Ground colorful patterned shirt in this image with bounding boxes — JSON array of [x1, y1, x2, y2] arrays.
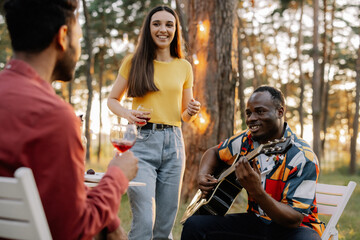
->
[[217, 123, 325, 236]]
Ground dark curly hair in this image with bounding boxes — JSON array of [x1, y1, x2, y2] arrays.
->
[[253, 85, 285, 110], [4, 0, 78, 53]]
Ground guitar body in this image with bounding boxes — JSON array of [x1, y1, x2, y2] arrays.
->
[[180, 155, 243, 224], [195, 171, 243, 216], [181, 137, 293, 224]]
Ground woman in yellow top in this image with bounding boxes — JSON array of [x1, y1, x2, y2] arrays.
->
[[107, 5, 200, 240]]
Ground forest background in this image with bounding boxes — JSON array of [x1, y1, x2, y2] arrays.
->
[[0, 0, 359, 208], [1, 0, 359, 239]]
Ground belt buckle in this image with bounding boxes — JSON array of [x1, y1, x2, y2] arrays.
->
[[156, 124, 164, 130]]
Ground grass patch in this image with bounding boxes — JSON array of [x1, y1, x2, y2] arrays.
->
[[318, 170, 360, 240], [86, 159, 359, 240]]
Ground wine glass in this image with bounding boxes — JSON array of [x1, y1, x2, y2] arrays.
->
[[136, 105, 153, 138], [110, 124, 137, 154]]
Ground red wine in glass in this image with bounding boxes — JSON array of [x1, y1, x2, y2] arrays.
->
[[110, 124, 137, 154], [111, 140, 135, 153], [136, 116, 151, 125], [136, 105, 153, 139]]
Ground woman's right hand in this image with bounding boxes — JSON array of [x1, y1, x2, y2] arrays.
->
[[125, 109, 147, 126]]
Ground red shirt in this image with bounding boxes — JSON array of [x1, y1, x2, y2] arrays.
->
[[0, 59, 128, 240]]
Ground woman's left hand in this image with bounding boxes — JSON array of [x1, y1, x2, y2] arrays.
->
[[187, 99, 201, 116]]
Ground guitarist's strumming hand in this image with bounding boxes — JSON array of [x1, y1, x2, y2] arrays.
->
[[198, 173, 218, 198], [234, 156, 263, 198]]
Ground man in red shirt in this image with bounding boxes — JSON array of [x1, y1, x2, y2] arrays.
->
[[0, 0, 138, 239]]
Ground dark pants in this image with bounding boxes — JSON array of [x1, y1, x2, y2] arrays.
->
[[181, 213, 321, 240]]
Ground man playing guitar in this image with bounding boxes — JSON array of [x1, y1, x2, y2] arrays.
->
[[181, 86, 324, 240]]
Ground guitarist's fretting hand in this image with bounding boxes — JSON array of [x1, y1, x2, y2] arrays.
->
[[234, 156, 262, 197], [198, 173, 218, 198]]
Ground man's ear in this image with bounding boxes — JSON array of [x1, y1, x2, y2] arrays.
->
[[56, 25, 68, 51], [277, 106, 284, 118]]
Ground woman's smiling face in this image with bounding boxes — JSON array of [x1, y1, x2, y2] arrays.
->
[[150, 10, 176, 50]]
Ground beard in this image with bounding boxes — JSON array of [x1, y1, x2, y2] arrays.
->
[[251, 126, 280, 144], [252, 133, 271, 143], [52, 42, 77, 82]]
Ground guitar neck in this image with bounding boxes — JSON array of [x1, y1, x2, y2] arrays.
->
[[217, 149, 261, 180], [180, 138, 291, 223]]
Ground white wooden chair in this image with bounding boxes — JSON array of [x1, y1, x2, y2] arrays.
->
[[316, 181, 357, 240], [0, 167, 52, 240]]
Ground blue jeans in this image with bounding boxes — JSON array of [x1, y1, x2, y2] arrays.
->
[[128, 126, 185, 240], [181, 213, 322, 240]]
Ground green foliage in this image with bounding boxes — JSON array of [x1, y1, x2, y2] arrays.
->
[[0, 13, 12, 68], [84, 0, 164, 46], [318, 171, 360, 240], [0, 0, 359, 173], [114, 171, 360, 240], [66, 0, 165, 112], [115, 0, 164, 40]]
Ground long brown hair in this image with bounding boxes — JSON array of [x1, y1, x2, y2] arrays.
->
[[127, 5, 183, 98]]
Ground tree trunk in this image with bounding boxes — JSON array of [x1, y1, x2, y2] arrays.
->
[[181, 0, 237, 201], [312, 0, 322, 162], [175, 0, 189, 47], [96, 10, 107, 163], [270, 13, 283, 87], [320, 0, 328, 156], [238, 17, 260, 88], [68, 81, 73, 105], [237, 18, 246, 130], [82, 0, 94, 162], [320, 0, 327, 106], [350, 41, 360, 175], [283, 10, 296, 99], [97, 48, 104, 163], [321, 0, 335, 154], [296, 0, 305, 138]]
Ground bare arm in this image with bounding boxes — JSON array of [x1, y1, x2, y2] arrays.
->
[[197, 146, 228, 197], [181, 88, 201, 122], [235, 158, 304, 228], [107, 74, 145, 125]]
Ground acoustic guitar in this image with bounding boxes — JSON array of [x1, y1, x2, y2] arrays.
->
[[180, 137, 293, 224]]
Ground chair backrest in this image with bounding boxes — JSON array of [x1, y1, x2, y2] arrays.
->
[[0, 167, 52, 240], [316, 181, 356, 240]]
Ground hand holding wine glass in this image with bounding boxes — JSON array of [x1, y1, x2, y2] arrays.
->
[[136, 105, 153, 138], [108, 150, 138, 181], [136, 105, 153, 126], [110, 124, 137, 154]]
